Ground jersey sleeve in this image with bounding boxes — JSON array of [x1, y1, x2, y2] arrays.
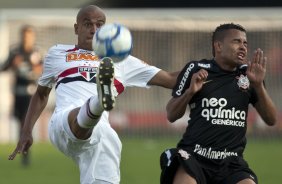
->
[[172, 61, 197, 97], [37, 46, 57, 88], [121, 56, 161, 88]]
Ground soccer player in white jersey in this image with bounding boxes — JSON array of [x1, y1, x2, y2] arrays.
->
[[8, 5, 178, 184]]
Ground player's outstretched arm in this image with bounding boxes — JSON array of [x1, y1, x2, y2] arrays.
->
[[147, 70, 179, 89], [8, 85, 51, 160], [247, 48, 277, 126]]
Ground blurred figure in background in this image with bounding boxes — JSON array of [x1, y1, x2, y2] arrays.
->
[[1, 25, 42, 166]]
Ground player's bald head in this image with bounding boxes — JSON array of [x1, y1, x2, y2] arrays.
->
[[76, 5, 106, 23]]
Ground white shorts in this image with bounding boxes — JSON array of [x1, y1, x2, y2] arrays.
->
[[48, 108, 122, 184]]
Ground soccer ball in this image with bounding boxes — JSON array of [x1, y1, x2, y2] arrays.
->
[[93, 23, 133, 62]]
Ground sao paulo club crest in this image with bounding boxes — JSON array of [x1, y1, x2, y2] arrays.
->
[[78, 67, 97, 81]]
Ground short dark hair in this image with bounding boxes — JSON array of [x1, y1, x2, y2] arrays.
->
[[212, 23, 246, 57], [21, 25, 34, 34]]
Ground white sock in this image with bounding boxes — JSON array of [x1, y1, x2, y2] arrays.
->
[[77, 97, 104, 128]]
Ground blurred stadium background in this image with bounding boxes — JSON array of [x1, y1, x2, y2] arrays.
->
[[1, 7, 282, 140], [0, 2, 282, 184]]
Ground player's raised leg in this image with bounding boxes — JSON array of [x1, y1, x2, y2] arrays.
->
[[67, 57, 115, 140], [96, 57, 115, 111]]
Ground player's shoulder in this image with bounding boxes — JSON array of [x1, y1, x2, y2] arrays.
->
[[116, 55, 145, 66], [122, 55, 139, 62], [182, 59, 208, 70], [48, 44, 76, 53], [9, 45, 19, 51], [8, 45, 22, 56], [194, 59, 213, 69], [186, 58, 219, 72]]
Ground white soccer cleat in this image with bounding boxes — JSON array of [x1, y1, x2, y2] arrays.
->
[[96, 57, 115, 111]]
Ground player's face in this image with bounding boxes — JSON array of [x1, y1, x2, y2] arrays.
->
[[75, 9, 105, 50], [218, 29, 248, 67]]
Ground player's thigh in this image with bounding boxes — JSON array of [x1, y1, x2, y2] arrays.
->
[[237, 178, 256, 184], [173, 165, 197, 184], [160, 148, 206, 184], [220, 157, 258, 184]]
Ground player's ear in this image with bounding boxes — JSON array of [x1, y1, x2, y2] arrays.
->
[[214, 41, 222, 53], [74, 23, 78, 35]]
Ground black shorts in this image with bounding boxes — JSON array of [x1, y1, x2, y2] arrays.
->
[[160, 148, 258, 184]]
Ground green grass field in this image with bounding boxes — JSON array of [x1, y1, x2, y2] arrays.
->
[[0, 137, 281, 184]]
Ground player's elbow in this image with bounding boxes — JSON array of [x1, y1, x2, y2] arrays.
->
[[167, 113, 178, 123], [265, 120, 276, 126], [166, 107, 176, 123], [167, 116, 175, 123], [265, 116, 277, 126], [263, 111, 278, 126], [166, 98, 184, 123], [256, 103, 278, 126]]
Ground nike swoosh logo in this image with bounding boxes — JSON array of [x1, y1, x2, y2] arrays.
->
[[203, 80, 212, 84]]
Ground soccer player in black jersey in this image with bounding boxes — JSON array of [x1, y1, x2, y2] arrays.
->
[[160, 23, 277, 184]]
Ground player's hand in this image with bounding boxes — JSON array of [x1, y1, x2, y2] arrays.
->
[[12, 55, 24, 68], [246, 48, 266, 87], [189, 69, 208, 94], [8, 132, 33, 160]]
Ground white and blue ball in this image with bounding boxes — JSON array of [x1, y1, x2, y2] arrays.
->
[[93, 23, 133, 62]]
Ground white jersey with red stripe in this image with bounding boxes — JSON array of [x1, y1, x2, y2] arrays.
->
[[38, 44, 160, 111], [38, 44, 160, 184]]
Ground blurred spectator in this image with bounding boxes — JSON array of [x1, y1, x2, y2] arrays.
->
[[0, 25, 42, 166]]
